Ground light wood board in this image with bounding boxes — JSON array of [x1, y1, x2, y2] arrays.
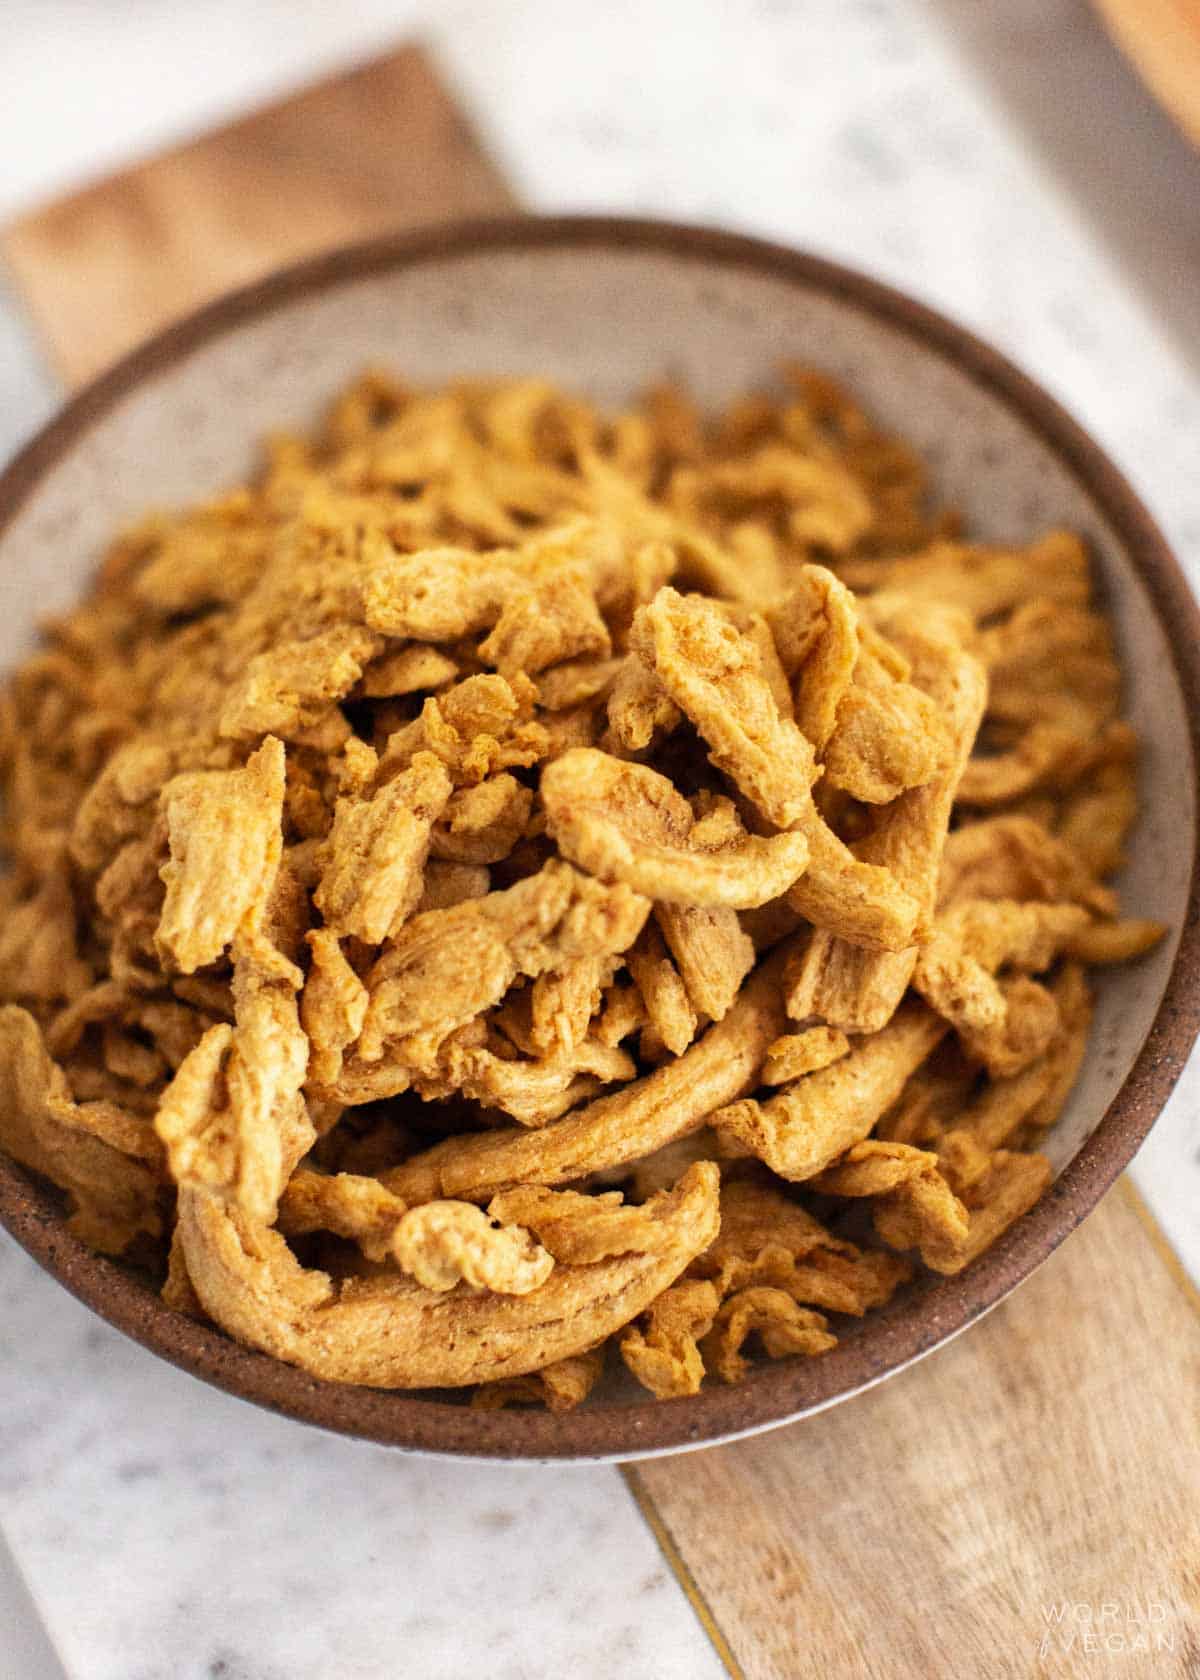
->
[[0, 44, 515, 387], [1091, 0, 1200, 149], [629, 1181, 1200, 1679], [3, 42, 1197, 1680]]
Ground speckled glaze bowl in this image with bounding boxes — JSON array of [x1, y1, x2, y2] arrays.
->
[[1, 218, 1197, 1461]]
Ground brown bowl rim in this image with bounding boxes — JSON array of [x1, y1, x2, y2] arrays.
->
[[1, 214, 1198, 1461]]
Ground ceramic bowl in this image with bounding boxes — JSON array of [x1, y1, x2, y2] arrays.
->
[[1, 217, 1197, 1460]]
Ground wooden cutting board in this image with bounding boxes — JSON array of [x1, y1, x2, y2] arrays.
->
[[1, 46, 516, 386], [3, 44, 1198, 1680], [1091, 0, 1200, 149]]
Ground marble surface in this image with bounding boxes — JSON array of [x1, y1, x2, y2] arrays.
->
[[0, 1238, 722, 1680], [1, 2, 1199, 1676]]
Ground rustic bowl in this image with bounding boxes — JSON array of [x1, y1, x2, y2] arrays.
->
[[0, 217, 1197, 1461]]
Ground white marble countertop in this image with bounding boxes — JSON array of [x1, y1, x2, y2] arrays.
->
[[1, 2, 1198, 1675]]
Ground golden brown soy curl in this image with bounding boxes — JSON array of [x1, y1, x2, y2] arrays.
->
[[384, 953, 790, 1205], [178, 1161, 719, 1387], [713, 998, 948, 1182], [541, 747, 810, 908]]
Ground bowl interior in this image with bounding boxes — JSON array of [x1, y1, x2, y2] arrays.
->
[[0, 225, 1193, 1458]]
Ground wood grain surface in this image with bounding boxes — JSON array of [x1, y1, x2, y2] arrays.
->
[[3, 42, 1197, 1680], [1091, 0, 1200, 148], [0, 44, 515, 386], [631, 1180, 1200, 1679]]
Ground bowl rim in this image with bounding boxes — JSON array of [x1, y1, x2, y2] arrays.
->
[[1, 212, 1198, 1462]]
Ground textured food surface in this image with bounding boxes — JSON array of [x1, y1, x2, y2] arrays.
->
[[0, 367, 1161, 1404]]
